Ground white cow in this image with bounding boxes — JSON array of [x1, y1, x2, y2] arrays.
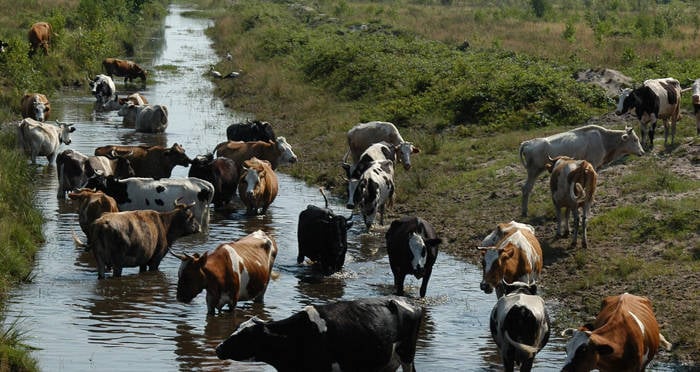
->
[[518, 125, 644, 217], [344, 121, 420, 170], [17, 118, 75, 164], [135, 104, 168, 133], [616, 77, 682, 149]]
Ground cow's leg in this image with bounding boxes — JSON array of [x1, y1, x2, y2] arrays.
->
[[562, 208, 571, 237], [570, 208, 580, 249], [393, 271, 406, 296], [521, 171, 539, 217], [140, 265, 147, 272], [649, 117, 657, 149], [205, 293, 216, 316], [554, 207, 562, 238], [582, 203, 590, 249], [112, 266, 123, 277], [503, 356, 515, 372], [419, 267, 433, 298], [520, 358, 535, 372], [95, 256, 106, 279]]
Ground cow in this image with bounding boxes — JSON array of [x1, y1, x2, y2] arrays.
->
[[56, 149, 89, 198], [214, 137, 298, 170], [238, 157, 278, 215], [102, 58, 147, 85], [20, 93, 50, 122], [82, 174, 215, 227], [226, 119, 276, 142], [386, 216, 442, 298], [297, 187, 353, 275], [188, 153, 239, 208], [101, 92, 149, 112], [117, 101, 141, 127], [85, 152, 135, 179], [342, 141, 397, 181], [489, 281, 550, 372], [17, 118, 75, 164], [689, 78, 700, 135], [134, 104, 168, 133], [67, 188, 119, 239], [616, 78, 682, 150], [89, 201, 200, 279], [93, 143, 191, 180], [88, 74, 117, 107], [562, 293, 672, 372], [28, 22, 51, 56], [344, 121, 420, 171], [518, 124, 644, 217], [477, 221, 542, 298], [346, 159, 395, 230], [215, 296, 423, 372], [173, 230, 277, 315], [546, 156, 597, 249]]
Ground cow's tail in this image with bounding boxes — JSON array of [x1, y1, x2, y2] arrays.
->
[[504, 330, 539, 359], [72, 230, 88, 250], [659, 333, 672, 351], [319, 187, 329, 208], [518, 142, 528, 168]]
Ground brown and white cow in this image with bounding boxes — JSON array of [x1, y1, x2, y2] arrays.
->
[[89, 202, 200, 279], [344, 121, 420, 171], [17, 118, 75, 164], [28, 22, 52, 56], [174, 230, 278, 315], [20, 93, 50, 122], [214, 137, 298, 170], [68, 188, 119, 239], [616, 77, 682, 150], [101, 92, 149, 112], [519, 125, 644, 217], [477, 221, 542, 298], [562, 293, 672, 372], [102, 58, 147, 85], [238, 157, 278, 215], [94, 143, 191, 179], [546, 156, 597, 249]]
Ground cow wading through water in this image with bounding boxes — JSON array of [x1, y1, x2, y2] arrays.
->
[[89, 201, 200, 279], [20, 93, 51, 122], [562, 293, 672, 372], [216, 296, 423, 372], [174, 230, 278, 315], [226, 119, 276, 142], [238, 157, 278, 215], [616, 77, 682, 150], [94, 143, 191, 180], [346, 159, 395, 230], [17, 118, 75, 164], [519, 124, 644, 217], [297, 188, 353, 275], [477, 221, 543, 299], [386, 216, 442, 298], [490, 281, 550, 372], [102, 58, 147, 85]]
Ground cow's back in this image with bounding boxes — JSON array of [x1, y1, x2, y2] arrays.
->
[[347, 121, 404, 162]]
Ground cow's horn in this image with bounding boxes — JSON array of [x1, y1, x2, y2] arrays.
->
[[169, 250, 188, 261], [560, 328, 577, 337], [476, 246, 494, 251]]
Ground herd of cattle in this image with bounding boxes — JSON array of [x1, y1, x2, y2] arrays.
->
[[11, 24, 694, 369]]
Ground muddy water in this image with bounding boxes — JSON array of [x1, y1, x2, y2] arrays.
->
[[4, 5, 677, 372]]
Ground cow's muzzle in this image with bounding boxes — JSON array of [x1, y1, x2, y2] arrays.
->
[[346, 203, 354, 210], [480, 281, 493, 294]]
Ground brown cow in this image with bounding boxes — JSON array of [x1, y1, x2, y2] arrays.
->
[[28, 22, 52, 56], [562, 293, 672, 372], [174, 230, 278, 315], [214, 137, 297, 170], [68, 188, 119, 240], [546, 156, 597, 249], [20, 93, 50, 122], [477, 221, 542, 298], [238, 157, 278, 215], [102, 58, 147, 84], [93, 143, 190, 179], [89, 201, 200, 279]]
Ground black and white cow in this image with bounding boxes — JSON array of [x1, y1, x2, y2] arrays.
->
[[88, 74, 117, 109], [297, 188, 353, 275], [616, 77, 682, 149], [342, 141, 397, 181], [83, 174, 214, 227], [386, 216, 442, 298], [226, 119, 276, 142], [216, 296, 423, 372], [346, 159, 395, 230], [489, 281, 550, 372]]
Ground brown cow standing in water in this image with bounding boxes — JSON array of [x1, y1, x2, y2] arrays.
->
[[102, 58, 147, 84], [28, 22, 52, 56]]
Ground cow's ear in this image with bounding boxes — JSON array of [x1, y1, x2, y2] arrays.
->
[[411, 146, 421, 154], [595, 343, 614, 356], [621, 133, 629, 141]]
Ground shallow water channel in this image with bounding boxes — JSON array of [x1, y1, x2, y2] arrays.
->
[[4, 5, 679, 372]]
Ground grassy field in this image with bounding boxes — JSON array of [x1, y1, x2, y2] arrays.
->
[[197, 0, 699, 366], [0, 0, 168, 370]]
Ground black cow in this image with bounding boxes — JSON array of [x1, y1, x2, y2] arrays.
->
[[386, 216, 442, 298], [297, 188, 353, 275], [226, 119, 276, 142], [188, 153, 239, 208], [56, 149, 89, 198], [216, 296, 423, 372], [489, 281, 550, 372]]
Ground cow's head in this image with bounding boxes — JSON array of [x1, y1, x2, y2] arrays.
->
[[173, 251, 208, 304], [407, 232, 441, 277], [56, 121, 76, 145], [275, 137, 298, 165], [562, 326, 610, 372], [165, 143, 191, 166], [32, 96, 50, 122], [615, 88, 633, 115], [396, 141, 420, 170], [242, 166, 264, 198], [620, 126, 645, 157], [216, 317, 267, 361], [477, 245, 512, 294], [346, 177, 363, 210]]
